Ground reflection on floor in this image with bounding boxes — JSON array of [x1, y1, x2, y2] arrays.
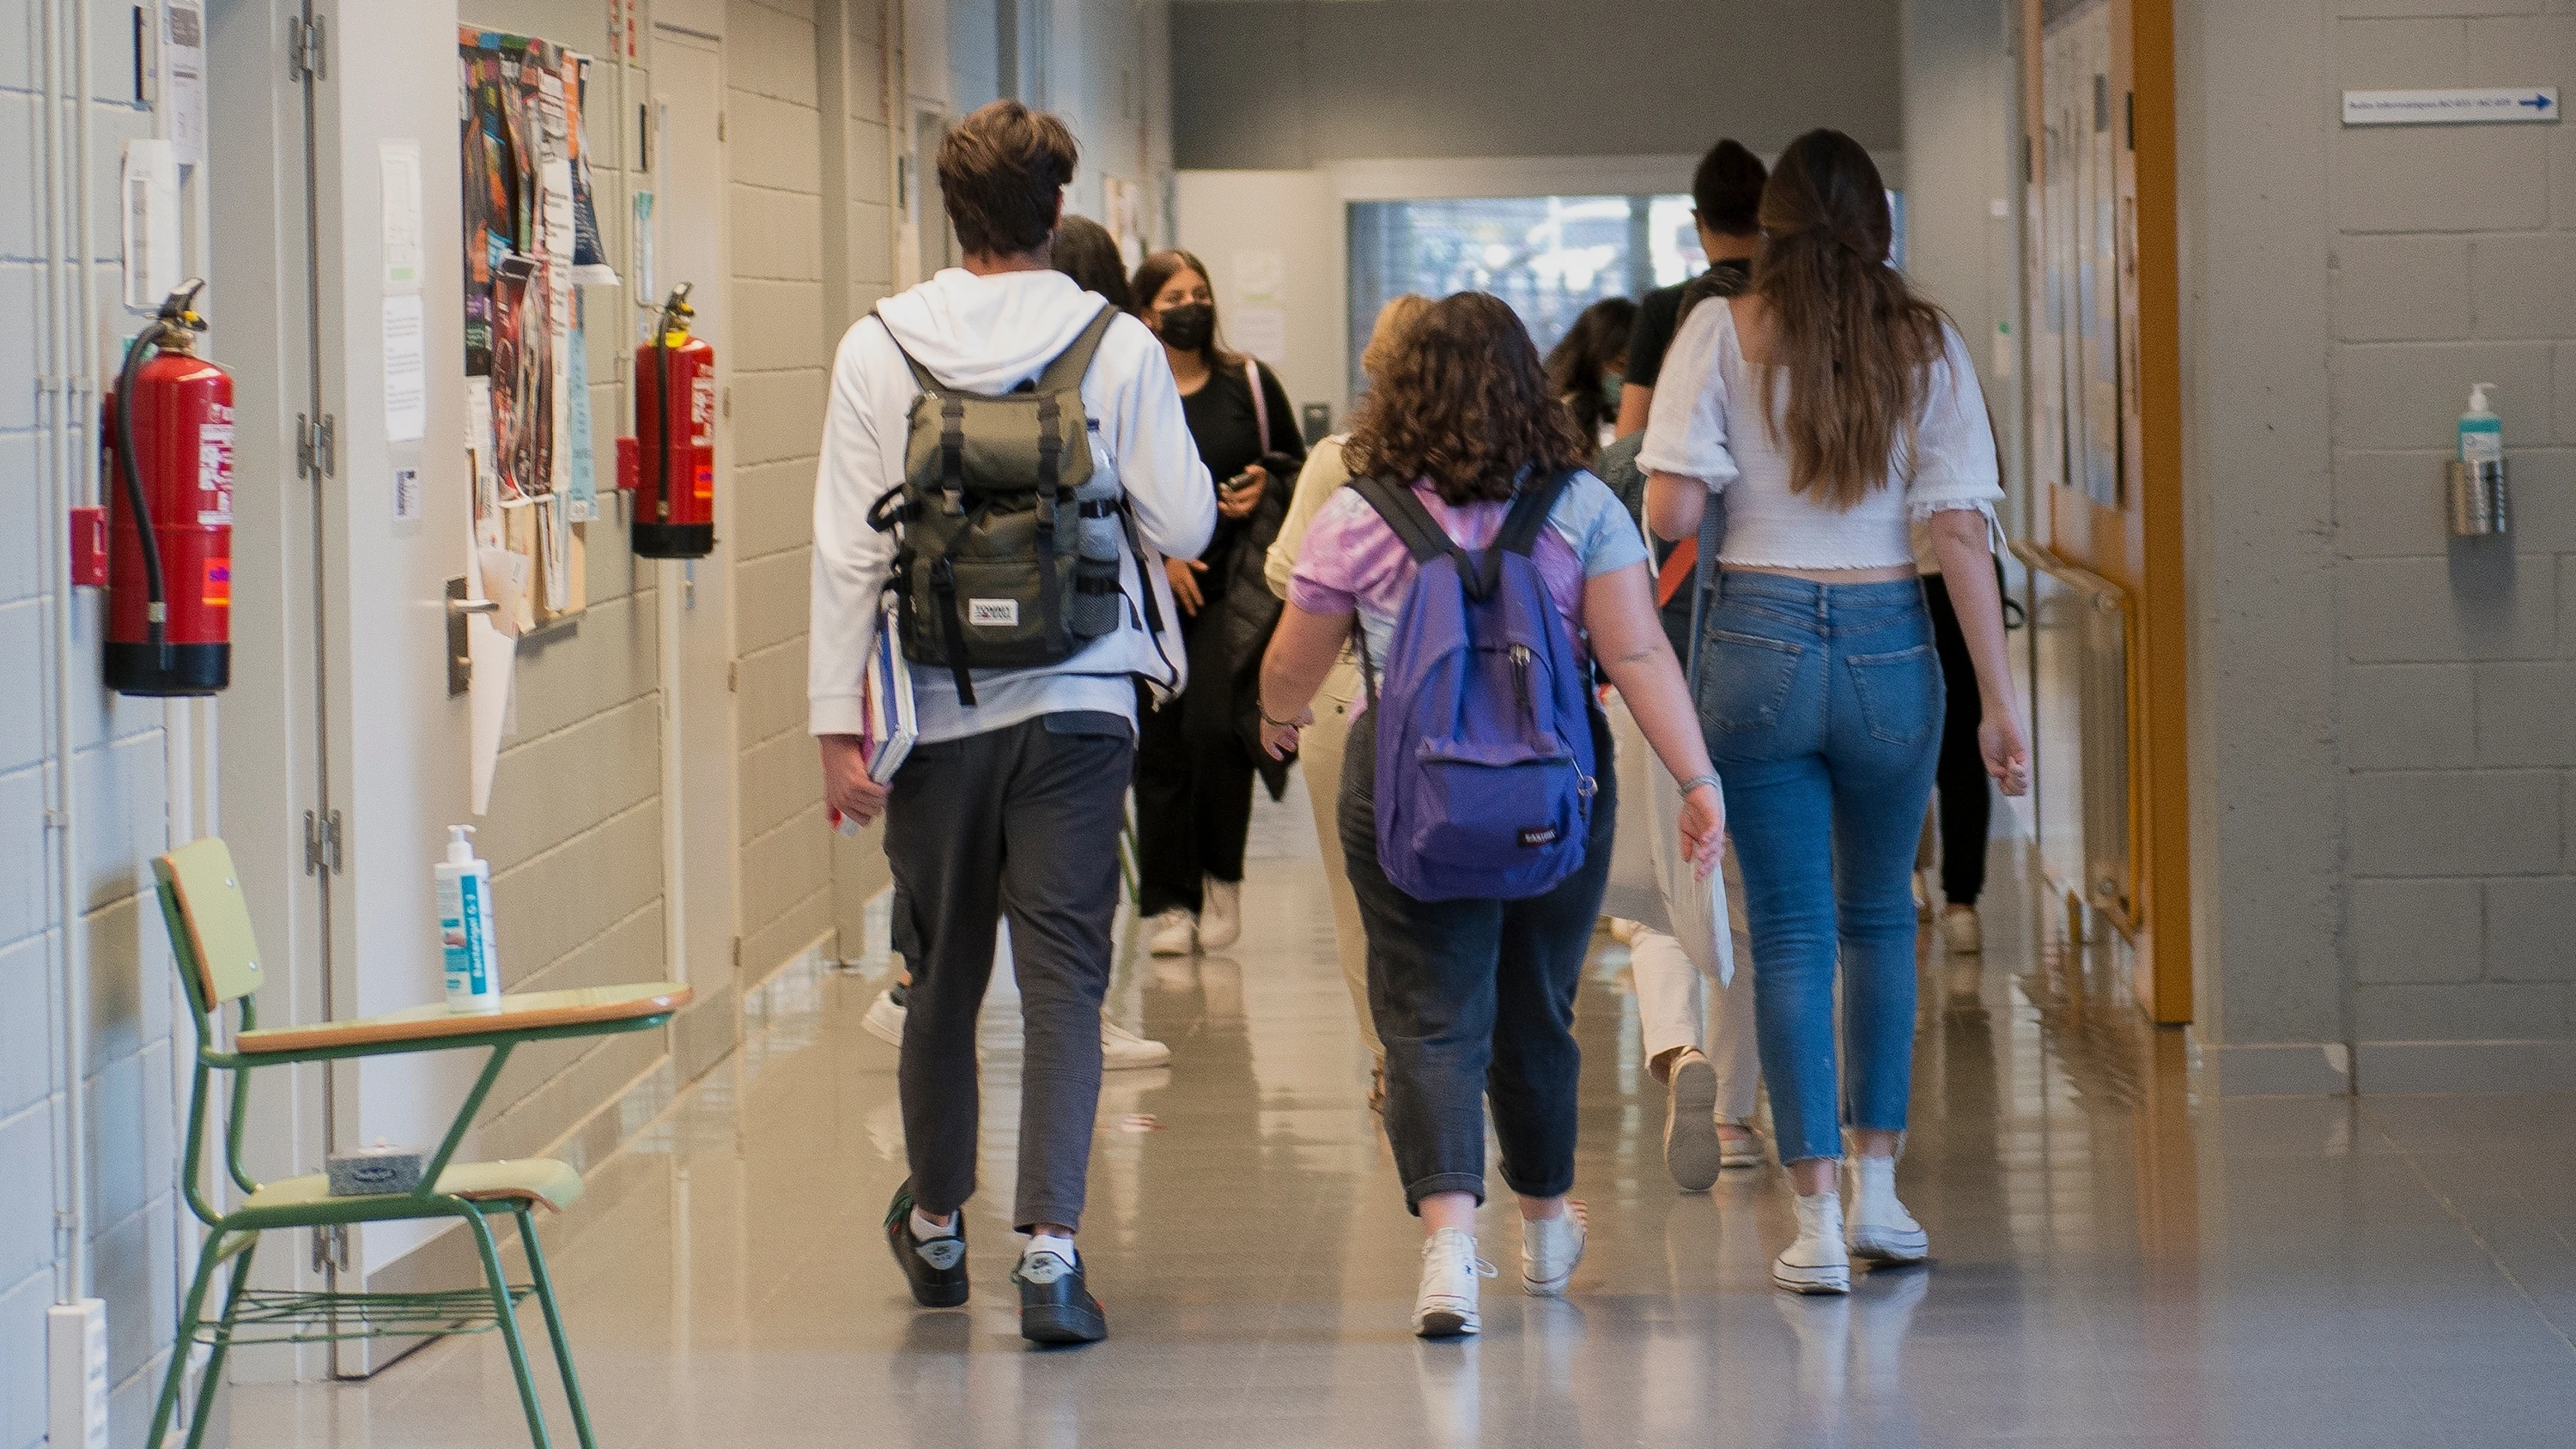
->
[[231, 785, 2576, 1447]]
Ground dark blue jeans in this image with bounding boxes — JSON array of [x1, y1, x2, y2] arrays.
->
[[1697, 573, 1941, 1165], [1340, 710, 1617, 1211]]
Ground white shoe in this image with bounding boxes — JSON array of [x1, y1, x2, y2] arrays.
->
[[1099, 1014, 1171, 1070], [1774, 1191, 1852, 1294], [1146, 907, 1197, 956], [1941, 906, 1983, 956], [862, 986, 907, 1047], [1662, 1050, 1723, 1192], [1719, 1120, 1766, 1171], [1606, 916, 1643, 947], [1521, 1204, 1586, 1297], [1847, 1156, 1930, 1264], [1198, 878, 1241, 949], [1413, 1228, 1495, 1337]]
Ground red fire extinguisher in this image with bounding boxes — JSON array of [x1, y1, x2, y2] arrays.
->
[[105, 280, 232, 696], [634, 282, 714, 559]]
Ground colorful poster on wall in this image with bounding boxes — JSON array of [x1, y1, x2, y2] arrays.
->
[[458, 26, 617, 622]]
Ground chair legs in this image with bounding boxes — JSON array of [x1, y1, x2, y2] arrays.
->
[[468, 1209, 555, 1449], [514, 1207, 598, 1449], [148, 1233, 258, 1449]]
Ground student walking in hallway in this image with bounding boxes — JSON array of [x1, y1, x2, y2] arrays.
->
[[1643, 130, 2028, 1296], [1261, 294, 1724, 1338], [811, 100, 1214, 1344], [1128, 249, 1307, 958]]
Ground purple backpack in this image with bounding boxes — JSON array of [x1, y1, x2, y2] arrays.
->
[[1351, 471, 1599, 902]]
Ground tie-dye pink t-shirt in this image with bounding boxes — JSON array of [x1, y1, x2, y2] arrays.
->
[[1285, 474, 1650, 705]]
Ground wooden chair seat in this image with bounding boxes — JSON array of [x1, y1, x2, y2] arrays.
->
[[244, 1159, 586, 1216]]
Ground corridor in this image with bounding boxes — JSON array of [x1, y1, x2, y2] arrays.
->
[[229, 786, 2576, 1449]]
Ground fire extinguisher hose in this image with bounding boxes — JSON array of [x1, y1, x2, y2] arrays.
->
[[112, 322, 173, 652], [653, 283, 694, 526]]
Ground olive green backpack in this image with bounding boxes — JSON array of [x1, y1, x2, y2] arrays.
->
[[866, 303, 1145, 704]]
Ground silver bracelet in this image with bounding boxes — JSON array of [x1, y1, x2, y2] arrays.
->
[[1677, 773, 1720, 796]]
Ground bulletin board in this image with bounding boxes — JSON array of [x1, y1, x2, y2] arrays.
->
[[458, 26, 618, 632]]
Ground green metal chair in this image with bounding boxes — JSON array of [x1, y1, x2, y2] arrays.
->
[[148, 837, 691, 1449]]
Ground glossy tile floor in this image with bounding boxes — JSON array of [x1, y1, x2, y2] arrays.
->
[[232, 785, 2576, 1447]]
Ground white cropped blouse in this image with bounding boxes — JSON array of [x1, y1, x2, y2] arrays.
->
[[1636, 298, 2003, 570]]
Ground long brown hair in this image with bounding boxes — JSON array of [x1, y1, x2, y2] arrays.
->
[[1752, 130, 1948, 511], [1345, 292, 1589, 506], [1127, 247, 1242, 369]]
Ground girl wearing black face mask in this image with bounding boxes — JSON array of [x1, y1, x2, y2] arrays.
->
[[1126, 248, 1306, 958]]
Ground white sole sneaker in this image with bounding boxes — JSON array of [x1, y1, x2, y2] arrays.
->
[[1849, 1222, 1932, 1264], [1099, 1015, 1172, 1070], [1198, 878, 1241, 949], [1941, 906, 1983, 956], [1413, 1228, 1495, 1337], [1848, 1156, 1931, 1264], [1521, 1205, 1586, 1297], [1774, 1192, 1852, 1295], [1663, 1053, 1723, 1192], [1146, 907, 1197, 957], [1718, 1124, 1765, 1171], [862, 988, 906, 1048]]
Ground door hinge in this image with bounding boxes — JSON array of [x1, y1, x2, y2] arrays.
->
[[726, 661, 738, 692], [731, 937, 741, 970], [288, 15, 326, 82], [304, 809, 343, 876], [717, 109, 727, 142], [309, 1222, 349, 1274], [721, 385, 732, 419], [295, 413, 336, 478]]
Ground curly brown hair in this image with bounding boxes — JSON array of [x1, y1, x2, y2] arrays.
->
[[1345, 292, 1589, 506]]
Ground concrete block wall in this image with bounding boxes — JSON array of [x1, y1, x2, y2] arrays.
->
[[0, 3, 196, 1441], [2328, 4, 2576, 1090]]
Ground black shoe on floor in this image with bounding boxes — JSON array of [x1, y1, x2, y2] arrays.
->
[[1013, 1247, 1108, 1344], [885, 1179, 969, 1308]]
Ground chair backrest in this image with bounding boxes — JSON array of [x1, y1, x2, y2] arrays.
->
[[155, 839, 266, 1015]]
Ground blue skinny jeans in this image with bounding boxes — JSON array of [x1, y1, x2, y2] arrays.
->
[[1696, 572, 1941, 1165]]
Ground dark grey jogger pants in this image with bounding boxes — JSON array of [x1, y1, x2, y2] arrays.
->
[[883, 710, 1133, 1232]]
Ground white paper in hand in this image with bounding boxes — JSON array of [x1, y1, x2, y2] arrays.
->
[[1646, 751, 1735, 988]]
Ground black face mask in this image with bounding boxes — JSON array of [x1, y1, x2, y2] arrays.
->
[[1156, 302, 1214, 353]]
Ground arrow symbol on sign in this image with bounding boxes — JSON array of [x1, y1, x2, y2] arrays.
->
[[2522, 94, 2554, 112]]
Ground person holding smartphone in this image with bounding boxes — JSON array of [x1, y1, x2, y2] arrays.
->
[[1128, 249, 1306, 957]]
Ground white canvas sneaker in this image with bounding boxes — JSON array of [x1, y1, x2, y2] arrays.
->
[[1773, 1191, 1853, 1294], [1847, 1155, 1931, 1264], [1941, 906, 1984, 956], [1521, 1204, 1586, 1297], [1099, 1015, 1172, 1070], [1198, 878, 1242, 949], [1413, 1228, 1496, 1337], [861, 986, 907, 1047], [1146, 907, 1197, 956]]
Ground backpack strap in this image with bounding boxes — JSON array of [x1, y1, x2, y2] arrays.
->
[[871, 308, 942, 394], [1034, 303, 1121, 394], [1349, 476, 1466, 569], [1468, 467, 1578, 600]]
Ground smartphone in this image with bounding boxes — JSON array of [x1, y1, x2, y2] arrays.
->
[[1220, 470, 1258, 495]]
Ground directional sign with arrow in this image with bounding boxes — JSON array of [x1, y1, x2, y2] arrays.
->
[[2344, 88, 2562, 126]]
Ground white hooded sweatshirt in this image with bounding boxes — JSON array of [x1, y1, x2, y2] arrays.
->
[[809, 267, 1216, 745]]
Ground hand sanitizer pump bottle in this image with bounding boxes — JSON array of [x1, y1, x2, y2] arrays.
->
[[436, 825, 503, 1012]]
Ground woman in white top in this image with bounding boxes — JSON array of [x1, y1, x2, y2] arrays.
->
[[1641, 129, 2030, 1295]]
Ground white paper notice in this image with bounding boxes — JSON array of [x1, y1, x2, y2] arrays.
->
[[1231, 307, 1289, 367], [382, 294, 428, 442], [380, 140, 424, 292], [1233, 249, 1285, 305], [164, 4, 209, 167], [121, 140, 180, 310]]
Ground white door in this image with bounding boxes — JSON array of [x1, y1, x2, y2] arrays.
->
[[653, 27, 738, 992]]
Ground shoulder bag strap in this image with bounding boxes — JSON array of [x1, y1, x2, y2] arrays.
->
[[1244, 357, 1271, 452], [1685, 490, 1722, 694]]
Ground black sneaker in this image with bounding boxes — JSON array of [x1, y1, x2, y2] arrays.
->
[[1012, 1246, 1107, 1344], [884, 1179, 969, 1308]]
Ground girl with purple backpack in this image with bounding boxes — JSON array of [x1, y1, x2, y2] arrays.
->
[[1256, 293, 1724, 1338]]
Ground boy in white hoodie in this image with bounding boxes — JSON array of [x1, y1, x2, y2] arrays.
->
[[812, 100, 1215, 1345]]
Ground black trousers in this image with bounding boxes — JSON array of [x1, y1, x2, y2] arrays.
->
[[1131, 684, 1256, 917], [1923, 573, 1990, 906], [883, 711, 1133, 1231], [1340, 712, 1616, 1211]]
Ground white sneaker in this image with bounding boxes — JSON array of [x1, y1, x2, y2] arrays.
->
[[1847, 1156, 1930, 1264], [1606, 916, 1643, 947], [862, 986, 907, 1047], [1146, 907, 1197, 956], [1719, 1120, 1766, 1171], [1773, 1191, 1852, 1294], [1099, 1014, 1171, 1070], [1941, 906, 1983, 956], [1198, 878, 1241, 949], [1521, 1204, 1586, 1297], [1413, 1228, 1496, 1337]]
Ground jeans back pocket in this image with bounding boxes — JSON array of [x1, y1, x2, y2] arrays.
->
[[1845, 644, 1940, 746], [1696, 628, 1805, 736]]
